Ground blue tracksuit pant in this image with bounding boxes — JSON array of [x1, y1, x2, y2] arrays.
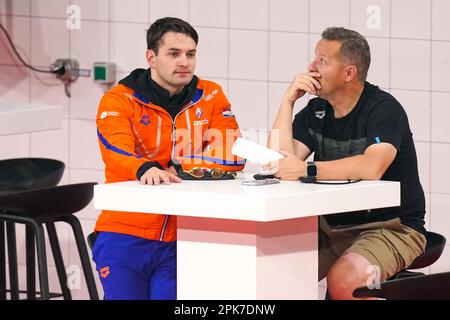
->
[[92, 232, 176, 300]]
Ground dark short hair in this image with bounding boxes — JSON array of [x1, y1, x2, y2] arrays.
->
[[147, 17, 199, 54], [321, 27, 371, 82]]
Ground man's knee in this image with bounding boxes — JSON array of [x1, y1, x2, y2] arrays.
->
[[326, 252, 376, 300], [327, 267, 358, 299]]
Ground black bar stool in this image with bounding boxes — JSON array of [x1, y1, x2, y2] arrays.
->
[[0, 183, 99, 300], [0, 158, 65, 300], [353, 231, 447, 299]]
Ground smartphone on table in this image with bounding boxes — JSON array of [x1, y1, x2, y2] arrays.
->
[[241, 179, 280, 186]]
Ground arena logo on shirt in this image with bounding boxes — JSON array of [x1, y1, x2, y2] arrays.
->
[[315, 110, 326, 119], [100, 266, 111, 278], [100, 111, 120, 119]]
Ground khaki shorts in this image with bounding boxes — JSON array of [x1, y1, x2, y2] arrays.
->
[[319, 216, 426, 282]]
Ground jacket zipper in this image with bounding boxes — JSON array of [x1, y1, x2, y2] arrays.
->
[[159, 94, 204, 242]]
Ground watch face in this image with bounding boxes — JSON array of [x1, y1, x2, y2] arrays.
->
[[307, 163, 317, 177]]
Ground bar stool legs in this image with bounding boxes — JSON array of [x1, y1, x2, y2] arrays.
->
[[0, 213, 98, 300], [6, 222, 19, 300], [0, 221, 6, 300], [31, 219, 51, 300], [25, 226, 36, 300], [46, 222, 72, 300], [22, 223, 50, 300], [61, 215, 99, 300]]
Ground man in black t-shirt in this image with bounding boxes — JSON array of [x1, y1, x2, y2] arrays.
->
[[268, 27, 426, 300]]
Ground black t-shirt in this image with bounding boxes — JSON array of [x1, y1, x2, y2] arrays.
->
[[292, 82, 426, 235]]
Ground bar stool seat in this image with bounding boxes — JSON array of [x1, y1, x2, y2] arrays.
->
[[0, 158, 64, 195], [0, 183, 99, 300]]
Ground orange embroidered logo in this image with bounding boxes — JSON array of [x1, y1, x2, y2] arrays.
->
[[100, 266, 110, 278]]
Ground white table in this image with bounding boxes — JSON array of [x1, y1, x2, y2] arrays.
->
[[94, 176, 400, 300]]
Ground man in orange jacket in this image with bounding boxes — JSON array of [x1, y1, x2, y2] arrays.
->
[[93, 17, 244, 300]]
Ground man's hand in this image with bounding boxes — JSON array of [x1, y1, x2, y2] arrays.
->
[[266, 151, 307, 181], [283, 72, 322, 104], [140, 167, 182, 185]]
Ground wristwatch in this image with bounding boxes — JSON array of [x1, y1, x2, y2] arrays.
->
[[306, 161, 318, 178], [300, 161, 318, 183]]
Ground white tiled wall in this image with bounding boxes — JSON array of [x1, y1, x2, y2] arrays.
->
[[109, 22, 148, 72], [110, 0, 148, 23], [190, 0, 227, 28], [310, 0, 349, 33], [0, 16, 30, 65], [229, 29, 268, 80], [391, 0, 431, 39], [229, 0, 268, 30], [432, 41, 450, 92], [195, 27, 228, 78], [269, 0, 308, 33], [70, 20, 109, 69], [432, 0, 450, 41], [0, 65, 29, 103], [0, 0, 449, 300], [70, 0, 109, 21], [391, 39, 430, 91], [150, 0, 188, 23], [31, 0, 69, 19], [30, 18, 70, 68], [269, 32, 309, 82]]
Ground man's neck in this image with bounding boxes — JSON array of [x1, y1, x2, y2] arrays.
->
[[328, 82, 365, 118], [150, 73, 183, 97]]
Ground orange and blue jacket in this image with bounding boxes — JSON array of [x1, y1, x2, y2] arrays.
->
[[95, 69, 245, 242]]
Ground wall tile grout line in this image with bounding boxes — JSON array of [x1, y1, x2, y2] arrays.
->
[[186, 0, 189, 22], [226, 0, 230, 97], [67, 0, 72, 184], [387, 0, 391, 91], [0, 14, 449, 43], [27, 0, 32, 157], [428, 0, 434, 231], [266, 0, 270, 131], [388, 0, 392, 92], [348, 0, 352, 29]]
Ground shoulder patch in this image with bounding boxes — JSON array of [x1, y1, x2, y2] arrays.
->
[[222, 106, 235, 118], [100, 111, 120, 119], [203, 89, 218, 102]]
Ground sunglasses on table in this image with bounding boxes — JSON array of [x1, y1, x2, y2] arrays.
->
[[178, 167, 237, 180]]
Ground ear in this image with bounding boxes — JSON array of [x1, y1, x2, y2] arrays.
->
[[345, 65, 358, 82], [146, 50, 156, 68]]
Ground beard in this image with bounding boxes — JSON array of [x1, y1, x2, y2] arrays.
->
[[171, 71, 193, 85]]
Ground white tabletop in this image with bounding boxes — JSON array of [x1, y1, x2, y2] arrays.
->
[[94, 176, 400, 222]]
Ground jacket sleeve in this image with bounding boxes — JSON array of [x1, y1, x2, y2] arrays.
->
[[96, 90, 162, 180]]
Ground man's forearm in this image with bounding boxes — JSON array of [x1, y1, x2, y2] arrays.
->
[[316, 154, 385, 180], [268, 99, 295, 154]]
